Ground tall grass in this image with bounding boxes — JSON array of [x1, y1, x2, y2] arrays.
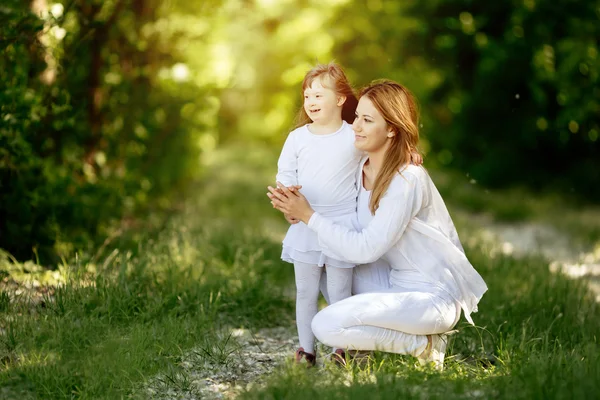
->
[[1, 145, 598, 399], [0, 216, 294, 398]]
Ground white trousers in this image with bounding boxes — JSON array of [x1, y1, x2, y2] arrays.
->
[[311, 262, 461, 357], [294, 262, 353, 354]]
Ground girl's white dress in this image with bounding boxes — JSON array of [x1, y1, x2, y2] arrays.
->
[[276, 121, 362, 269]]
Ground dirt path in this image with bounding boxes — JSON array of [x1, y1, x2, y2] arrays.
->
[[463, 213, 600, 302], [141, 327, 298, 399]]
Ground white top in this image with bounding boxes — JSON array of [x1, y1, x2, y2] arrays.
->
[[277, 121, 362, 208], [276, 121, 363, 268], [356, 170, 432, 289], [308, 160, 488, 323]]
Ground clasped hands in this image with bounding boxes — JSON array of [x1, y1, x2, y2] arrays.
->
[[267, 182, 315, 225]]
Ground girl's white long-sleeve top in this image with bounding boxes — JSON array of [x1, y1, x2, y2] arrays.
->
[[307, 162, 488, 323], [276, 121, 362, 268]]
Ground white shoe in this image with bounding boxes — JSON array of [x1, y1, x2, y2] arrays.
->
[[417, 330, 458, 371]]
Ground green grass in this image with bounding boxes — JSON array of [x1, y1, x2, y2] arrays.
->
[[1, 144, 599, 399], [0, 220, 294, 398], [241, 251, 600, 399], [0, 145, 295, 399]]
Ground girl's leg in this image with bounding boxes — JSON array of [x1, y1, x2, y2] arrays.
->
[[318, 268, 330, 304], [294, 262, 323, 354], [320, 261, 384, 304], [322, 266, 354, 358], [325, 265, 353, 304], [311, 291, 458, 357]]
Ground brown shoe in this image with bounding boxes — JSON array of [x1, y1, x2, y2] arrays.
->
[[330, 348, 346, 366], [295, 347, 316, 367]]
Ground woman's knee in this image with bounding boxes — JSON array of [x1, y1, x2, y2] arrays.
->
[[311, 309, 339, 346], [431, 296, 461, 334]]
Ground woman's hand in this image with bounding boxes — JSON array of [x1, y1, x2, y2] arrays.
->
[[273, 184, 302, 195], [267, 182, 315, 224], [273, 185, 303, 225], [410, 150, 423, 166]]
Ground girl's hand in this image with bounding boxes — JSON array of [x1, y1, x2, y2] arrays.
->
[[267, 182, 315, 224], [410, 150, 423, 166]]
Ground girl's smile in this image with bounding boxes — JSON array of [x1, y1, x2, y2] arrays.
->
[[303, 77, 343, 127]]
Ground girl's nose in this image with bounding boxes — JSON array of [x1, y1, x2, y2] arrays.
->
[[352, 119, 361, 131]]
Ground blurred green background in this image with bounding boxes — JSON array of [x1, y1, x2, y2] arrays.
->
[[1, 0, 599, 264]]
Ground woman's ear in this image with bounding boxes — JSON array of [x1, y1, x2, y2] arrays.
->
[[337, 95, 347, 107], [387, 126, 395, 138]]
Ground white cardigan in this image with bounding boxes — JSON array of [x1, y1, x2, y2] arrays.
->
[[307, 163, 488, 324]]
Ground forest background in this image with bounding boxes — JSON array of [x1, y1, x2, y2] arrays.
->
[[2, 0, 598, 264], [1, 1, 599, 398]]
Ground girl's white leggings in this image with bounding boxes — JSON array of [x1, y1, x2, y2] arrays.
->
[[311, 262, 461, 357], [294, 262, 352, 354]]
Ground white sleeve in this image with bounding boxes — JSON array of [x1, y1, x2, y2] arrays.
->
[[275, 132, 298, 186], [307, 172, 423, 264]]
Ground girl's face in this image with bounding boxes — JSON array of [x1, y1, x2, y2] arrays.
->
[[303, 77, 343, 125], [352, 96, 394, 153]]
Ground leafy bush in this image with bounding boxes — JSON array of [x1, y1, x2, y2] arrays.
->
[[0, 1, 209, 264]]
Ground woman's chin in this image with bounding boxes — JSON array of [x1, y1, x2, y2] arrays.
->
[[354, 141, 368, 152]]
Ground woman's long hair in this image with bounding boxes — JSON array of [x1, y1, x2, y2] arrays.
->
[[294, 62, 358, 128], [360, 80, 420, 214]]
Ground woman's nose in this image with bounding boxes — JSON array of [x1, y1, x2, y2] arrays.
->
[[352, 119, 361, 131]]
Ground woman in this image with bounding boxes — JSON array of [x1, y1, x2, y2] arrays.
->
[[267, 80, 488, 370]]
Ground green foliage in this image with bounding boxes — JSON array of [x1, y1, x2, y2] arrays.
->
[[398, 0, 600, 198], [197, 0, 599, 200], [2, 0, 598, 263], [1, 0, 214, 263]]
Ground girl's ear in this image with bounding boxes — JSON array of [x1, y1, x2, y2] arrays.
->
[[337, 95, 347, 107], [386, 126, 395, 138]]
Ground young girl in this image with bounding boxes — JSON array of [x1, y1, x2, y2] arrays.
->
[[275, 63, 422, 365], [275, 62, 361, 366]]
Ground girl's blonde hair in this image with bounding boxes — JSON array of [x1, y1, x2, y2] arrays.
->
[[294, 62, 358, 128], [360, 80, 420, 214]]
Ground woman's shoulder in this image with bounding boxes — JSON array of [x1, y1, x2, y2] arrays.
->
[[388, 165, 428, 193], [402, 164, 428, 179]]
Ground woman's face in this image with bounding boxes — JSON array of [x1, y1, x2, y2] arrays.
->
[[352, 97, 393, 153]]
